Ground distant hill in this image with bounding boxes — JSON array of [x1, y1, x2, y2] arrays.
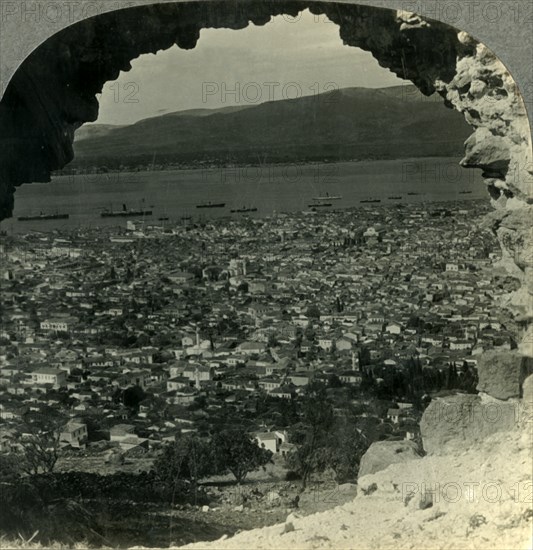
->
[[74, 123, 125, 142], [145, 105, 256, 119], [71, 85, 471, 168]]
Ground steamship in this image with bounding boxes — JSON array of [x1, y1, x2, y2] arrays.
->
[[18, 212, 69, 221], [101, 203, 152, 218]]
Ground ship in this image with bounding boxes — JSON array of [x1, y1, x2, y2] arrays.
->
[[407, 192, 420, 196], [196, 202, 226, 209], [360, 199, 381, 203], [308, 202, 333, 208], [388, 196, 402, 200], [230, 206, 258, 213], [18, 212, 69, 221], [459, 190, 473, 194], [312, 192, 342, 201], [101, 203, 152, 218]]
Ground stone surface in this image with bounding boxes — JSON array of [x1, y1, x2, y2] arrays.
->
[[523, 374, 533, 402], [519, 325, 533, 357], [476, 350, 525, 400], [419, 393, 518, 455], [462, 127, 511, 175], [521, 374, 533, 427], [337, 483, 357, 493], [358, 440, 421, 478]]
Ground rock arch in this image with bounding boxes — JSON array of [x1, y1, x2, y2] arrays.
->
[[0, 0, 531, 350]]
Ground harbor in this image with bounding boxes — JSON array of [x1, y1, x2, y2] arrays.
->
[[0, 158, 485, 234]]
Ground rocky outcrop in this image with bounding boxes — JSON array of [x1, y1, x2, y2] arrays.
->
[[483, 207, 533, 322], [444, 38, 533, 205], [519, 325, 533, 357], [522, 374, 533, 427], [358, 440, 421, 478], [419, 393, 519, 455], [165, 377, 533, 549], [171, 421, 532, 549], [476, 350, 533, 400]]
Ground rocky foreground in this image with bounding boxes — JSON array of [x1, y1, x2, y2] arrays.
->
[[171, 437, 531, 550], [157, 376, 533, 550]]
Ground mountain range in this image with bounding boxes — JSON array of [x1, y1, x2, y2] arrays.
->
[[71, 85, 471, 168]]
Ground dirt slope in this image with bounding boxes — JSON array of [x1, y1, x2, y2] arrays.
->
[[170, 428, 532, 550]]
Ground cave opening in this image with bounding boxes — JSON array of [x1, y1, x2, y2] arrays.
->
[[2, 5, 488, 231], [0, 0, 530, 222]]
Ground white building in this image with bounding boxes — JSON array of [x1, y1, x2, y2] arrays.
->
[[60, 420, 88, 448], [40, 317, 77, 332], [31, 368, 67, 388]]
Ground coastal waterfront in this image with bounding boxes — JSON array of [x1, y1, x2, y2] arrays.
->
[[1, 158, 485, 234]]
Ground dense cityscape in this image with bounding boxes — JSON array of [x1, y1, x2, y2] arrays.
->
[[0, 199, 522, 545], [1, 2, 531, 548]]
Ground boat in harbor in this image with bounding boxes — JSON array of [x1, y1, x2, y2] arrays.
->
[[360, 199, 381, 203], [18, 212, 69, 221], [196, 202, 226, 209], [230, 206, 258, 213], [312, 192, 342, 201], [101, 203, 152, 218]]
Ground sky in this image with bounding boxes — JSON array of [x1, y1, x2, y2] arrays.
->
[[96, 9, 406, 126]]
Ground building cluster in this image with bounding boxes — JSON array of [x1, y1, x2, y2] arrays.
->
[[0, 200, 519, 461]]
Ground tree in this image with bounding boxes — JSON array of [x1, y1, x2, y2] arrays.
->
[[28, 305, 40, 330], [358, 346, 371, 367], [79, 411, 111, 441], [306, 305, 321, 319], [116, 385, 146, 411], [267, 333, 279, 348], [154, 435, 213, 490], [325, 416, 368, 483], [17, 421, 62, 475], [210, 429, 272, 484], [278, 397, 299, 426], [0, 454, 22, 482], [328, 374, 343, 388], [285, 383, 335, 489], [460, 361, 478, 393], [445, 363, 459, 390]]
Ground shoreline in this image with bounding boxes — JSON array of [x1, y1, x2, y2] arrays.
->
[[56, 155, 467, 178], [0, 197, 488, 238]]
